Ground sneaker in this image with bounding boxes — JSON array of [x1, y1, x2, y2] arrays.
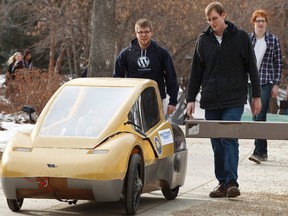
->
[[261, 154, 268, 161], [248, 154, 261, 164], [209, 184, 226, 198], [226, 185, 241, 198]]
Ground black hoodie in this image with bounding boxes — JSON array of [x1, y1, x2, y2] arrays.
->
[[113, 39, 179, 106], [186, 21, 261, 110]]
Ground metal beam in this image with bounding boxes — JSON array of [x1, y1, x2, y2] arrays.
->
[[185, 119, 288, 140]]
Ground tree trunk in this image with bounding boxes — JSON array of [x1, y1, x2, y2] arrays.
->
[[54, 44, 66, 74], [88, 0, 116, 77], [66, 46, 73, 78], [48, 34, 56, 75]]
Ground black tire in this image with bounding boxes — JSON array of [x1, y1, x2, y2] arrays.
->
[[7, 198, 24, 212], [124, 154, 143, 215], [162, 187, 179, 200]]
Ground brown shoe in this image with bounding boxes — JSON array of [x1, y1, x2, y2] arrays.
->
[[248, 154, 261, 164], [209, 184, 226, 198], [226, 185, 241, 198]]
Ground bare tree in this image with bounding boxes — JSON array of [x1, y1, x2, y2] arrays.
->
[[115, 0, 288, 87], [0, 0, 92, 77], [88, 0, 116, 77], [0, 0, 287, 81]]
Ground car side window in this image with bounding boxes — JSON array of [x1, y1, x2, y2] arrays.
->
[[140, 87, 160, 132], [128, 98, 143, 131], [128, 87, 160, 133]]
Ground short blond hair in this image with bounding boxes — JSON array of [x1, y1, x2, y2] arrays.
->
[[205, 1, 225, 16], [135, 18, 153, 32]]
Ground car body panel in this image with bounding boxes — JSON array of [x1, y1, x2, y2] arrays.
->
[[1, 77, 187, 205]]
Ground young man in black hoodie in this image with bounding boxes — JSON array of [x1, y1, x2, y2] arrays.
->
[[113, 18, 179, 115], [186, 1, 262, 198]]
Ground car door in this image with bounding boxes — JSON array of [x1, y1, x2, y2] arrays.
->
[[128, 86, 174, 158]]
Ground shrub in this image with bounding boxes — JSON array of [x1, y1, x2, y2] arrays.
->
[[1, 69, 67, 117]]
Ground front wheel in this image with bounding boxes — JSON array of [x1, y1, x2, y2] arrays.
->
[[7, 198, 24, 212], [124, 154, 143, 215], [162, 187, 179, 200]]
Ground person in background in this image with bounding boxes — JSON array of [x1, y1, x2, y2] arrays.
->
[[113, 18, 179, 116], [248, 9, 283, 164], [7, 52, 24, 78], [23, 48, 33, 69], [186, 1, 261, 198]]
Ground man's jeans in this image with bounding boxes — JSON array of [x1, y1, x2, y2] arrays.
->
[[248, 83, 272, 156], [205, 106, 244, 187]]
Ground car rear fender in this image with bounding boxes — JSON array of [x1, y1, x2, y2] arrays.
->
[[171, 123, 186, 153]]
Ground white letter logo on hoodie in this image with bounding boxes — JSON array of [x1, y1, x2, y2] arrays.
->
[[137, 49, 150, 68]]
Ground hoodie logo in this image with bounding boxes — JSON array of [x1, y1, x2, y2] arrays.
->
[[137, 56, 150, 68]]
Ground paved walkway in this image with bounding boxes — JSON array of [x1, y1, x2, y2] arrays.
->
[[1, 137, 288, 215]]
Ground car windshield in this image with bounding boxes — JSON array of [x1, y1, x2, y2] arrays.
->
[[39, 85, 134, 137]]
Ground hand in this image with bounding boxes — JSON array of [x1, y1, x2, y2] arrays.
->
[[166, 104, 176, 115], [271, 85, 278, 98], [186, 102, 195, 118], [251, 97, 261, 117]]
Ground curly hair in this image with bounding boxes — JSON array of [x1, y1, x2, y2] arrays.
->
[[251, 9, 268, 25]]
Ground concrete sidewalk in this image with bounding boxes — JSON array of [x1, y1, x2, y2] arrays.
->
[[141, 137, 288, 216], [1, 137, 288, 215]]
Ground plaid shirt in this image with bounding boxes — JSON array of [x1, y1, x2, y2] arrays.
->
[[250, 32, 283, 85]]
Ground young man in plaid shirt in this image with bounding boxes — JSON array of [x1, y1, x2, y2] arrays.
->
[[248, 9, 283, 164]]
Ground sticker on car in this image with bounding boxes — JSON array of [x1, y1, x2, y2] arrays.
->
[[158, 128, 173, 145], [154, 136, 162, 155]]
